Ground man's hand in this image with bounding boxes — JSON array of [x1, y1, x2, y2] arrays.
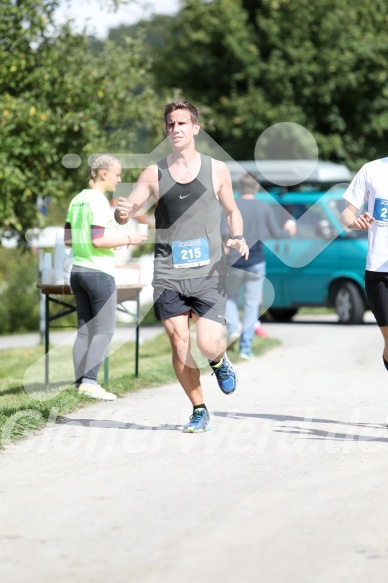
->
[[341, 204, 374, 231], [226, 238, 249, 260], [115, 197, 133, 225], [352, 212, 374, 230]]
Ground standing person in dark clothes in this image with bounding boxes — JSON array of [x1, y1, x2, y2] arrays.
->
[[222, 172, 296, 358]]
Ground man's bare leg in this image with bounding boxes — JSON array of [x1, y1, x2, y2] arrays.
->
[[192, 313, 237, 395], [162, 312, 204, 407], [191, 313, 226, 363]]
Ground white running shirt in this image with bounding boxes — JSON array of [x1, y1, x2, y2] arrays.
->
[[343, 157, 388, 272]]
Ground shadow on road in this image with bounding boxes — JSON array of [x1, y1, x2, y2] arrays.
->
[[57, 409, 388, 443], [213, 410, 388, 444], [57, 417, 181, 431]]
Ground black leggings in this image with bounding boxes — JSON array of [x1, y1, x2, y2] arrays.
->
[[365, 270, 388, 327], [70, 266, 117, 385]]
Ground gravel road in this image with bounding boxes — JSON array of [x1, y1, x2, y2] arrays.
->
[[1, 312, 388, 583]]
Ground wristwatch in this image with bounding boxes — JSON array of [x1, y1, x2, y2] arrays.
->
[[232, 235, 246, 242]]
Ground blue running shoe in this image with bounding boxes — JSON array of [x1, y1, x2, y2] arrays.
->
[[182, 408, 211, 433], [210, 354, 238, 395]]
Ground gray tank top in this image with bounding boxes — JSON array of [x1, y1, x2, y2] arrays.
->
[[154, 154, 227, 280]]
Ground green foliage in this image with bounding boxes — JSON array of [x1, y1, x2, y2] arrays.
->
[[149, 0, 388, 169], [3, 0, 388, 243], [251, 0, 388, 167], [106, 15, 175, 51], [0, 0, 164, 239], [0, 248, 40, 333], [152, 0, 260, 102]]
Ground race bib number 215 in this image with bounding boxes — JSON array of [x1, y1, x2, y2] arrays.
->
[[171, 237, 210, 268]]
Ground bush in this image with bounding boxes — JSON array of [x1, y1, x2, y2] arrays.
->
[[0, 248, 40, 334]]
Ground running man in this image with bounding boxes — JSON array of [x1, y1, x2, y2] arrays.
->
[[340, 158, 388, 387], [115, 100, 248, 432]]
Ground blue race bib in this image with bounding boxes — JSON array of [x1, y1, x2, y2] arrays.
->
[[373, 198, 388, 225], [171, 237, 210, 269]]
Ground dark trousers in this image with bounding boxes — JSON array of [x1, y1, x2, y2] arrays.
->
[[70, 266, 117, 385]]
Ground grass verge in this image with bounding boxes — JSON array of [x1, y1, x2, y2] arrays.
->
[[0, 329, 279, 447]]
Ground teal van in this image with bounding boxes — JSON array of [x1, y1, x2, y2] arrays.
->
[[227, 160, 369, 325]]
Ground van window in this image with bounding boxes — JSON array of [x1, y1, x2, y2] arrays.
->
[[284, 203, 326, 239]]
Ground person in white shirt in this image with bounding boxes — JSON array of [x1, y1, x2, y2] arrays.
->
[[340, 157, 388, 378]]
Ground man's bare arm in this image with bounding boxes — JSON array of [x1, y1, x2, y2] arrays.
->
[[215, 160, 249, 260], [115, 165, 158, 225], [340, 202, 374, 231]]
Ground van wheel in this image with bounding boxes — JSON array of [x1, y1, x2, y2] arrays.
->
[[334, 282, 365, 324], [268, 308, 298, 322]]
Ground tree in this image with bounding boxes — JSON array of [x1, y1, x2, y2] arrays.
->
[[0, 0, 163, 240], [249, 0, 388, 167], [152, 0, 260, 103], [151, 0, 388, 169], [0, 248, 40, 333], [105, 14, 175, 51]]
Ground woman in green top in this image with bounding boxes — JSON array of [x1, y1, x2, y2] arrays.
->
[[65, 154, 147, 400]]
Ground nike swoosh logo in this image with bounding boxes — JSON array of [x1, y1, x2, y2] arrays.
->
[[179, 193, 191, 199]]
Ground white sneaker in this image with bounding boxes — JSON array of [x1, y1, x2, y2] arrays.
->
[[77, 382, 117, 401]]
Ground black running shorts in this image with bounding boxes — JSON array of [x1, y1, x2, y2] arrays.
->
[[153, 276, 227, 324], [365, 270, 388, 327]]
